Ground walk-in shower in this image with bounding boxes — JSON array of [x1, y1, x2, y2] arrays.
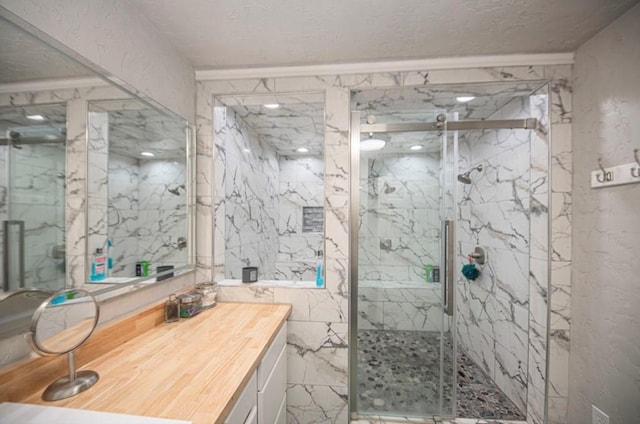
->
[[349, 82, 550, 422]]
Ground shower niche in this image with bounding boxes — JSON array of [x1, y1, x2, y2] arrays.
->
[[212, 93, 325, 284], [86, 99, 191, 283]]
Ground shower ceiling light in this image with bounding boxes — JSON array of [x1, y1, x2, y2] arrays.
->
[[296, 147, 309, 153], [456, 96, 475, 103], [410, 145, 423, 151], [360, 138, 386, 151], [26, 114, 45, 121], [141, 151, 155, 157], [264, 103, 280, 109]]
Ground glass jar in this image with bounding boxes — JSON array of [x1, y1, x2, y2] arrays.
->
[[177, 292, 203, 318], [164, 294, 179, 323], [195, 282, 217, 309]]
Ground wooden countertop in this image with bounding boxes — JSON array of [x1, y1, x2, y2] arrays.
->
[[15, 302, 291, 424]]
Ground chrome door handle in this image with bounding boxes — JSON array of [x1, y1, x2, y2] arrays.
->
[[442, 220, 454, 316]]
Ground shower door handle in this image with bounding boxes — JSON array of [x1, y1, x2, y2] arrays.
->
[[3, 220, 25, 291], [442, 220, 454, 316]]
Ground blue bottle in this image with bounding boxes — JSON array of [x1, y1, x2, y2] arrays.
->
[[315, 250, 324, 288]]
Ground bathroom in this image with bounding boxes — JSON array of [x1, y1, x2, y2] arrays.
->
[[0, 2, 639, 424]]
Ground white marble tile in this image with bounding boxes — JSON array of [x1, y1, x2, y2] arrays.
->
[[550, 260, 571, 330], [544, 65, 573, 124], [548, 329, 570, 398], [383, 301, 445, 332], [550, 124, 572, 193], [529, 193, 550, 261], [287, 384, 348, 424], [551, 192, 572, 262], [526, 385, 545, 424], [274, 287, 347, 323], [215, 285, 274, 302], [287, 321, 348, 386], [494, 337, 528, 412], [547, 396, 568, 424]]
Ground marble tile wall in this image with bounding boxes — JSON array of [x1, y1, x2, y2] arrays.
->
[[106, 155, 188, 276], [137, 160, 188, 272], [358, 152, 442, 331], [0, 144, 65, 291], [196, 63, 573, 424], [456, 96, 534, 413], [214, 107, 279, 279], [276, 155, 324, 281], [87, 111, 110, 266], [544, 65, 573, 424], [215, 107, 325, 281], [108, 153, 139, 276]]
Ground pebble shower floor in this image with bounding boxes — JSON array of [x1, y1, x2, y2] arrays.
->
[[357, 330, 525, 420]]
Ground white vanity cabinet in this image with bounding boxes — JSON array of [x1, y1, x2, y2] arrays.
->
[[224, 323, 287, 424]]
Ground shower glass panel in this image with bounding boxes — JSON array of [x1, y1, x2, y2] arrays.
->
[[353, 110, 456, 419], [1, 104, 66, 292]]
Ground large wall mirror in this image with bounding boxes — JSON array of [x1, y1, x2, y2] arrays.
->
[[86, 100, 190, 283], [0, 14, 194, 301], [213, 93, 325, 284]]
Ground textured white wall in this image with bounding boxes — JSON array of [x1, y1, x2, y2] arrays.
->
[[570, 4, 640, 424], [0, 0, 195, 122]]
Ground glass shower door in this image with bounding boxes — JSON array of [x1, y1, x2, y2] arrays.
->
[[351, 110, 457, 419]]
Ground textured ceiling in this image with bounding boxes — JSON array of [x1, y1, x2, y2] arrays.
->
[[130, 0, 638, 69], [0, 18, 95, 83]]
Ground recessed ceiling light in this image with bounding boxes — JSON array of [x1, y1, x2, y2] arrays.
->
[[360, 138, 386, 151], [264, 103, 280, 109], [456, 96, 475, 103], [296, 147, 309, 153], [26, 114, 45, 121], [410, 145, 423, 151], [141, 151, 155, 157]]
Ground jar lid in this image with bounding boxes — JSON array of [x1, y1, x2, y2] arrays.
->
[[178, 292, 203, 303]]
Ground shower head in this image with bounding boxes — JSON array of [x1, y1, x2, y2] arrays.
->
[[167, 184, 186, 196], [457, 164, 483, 184]]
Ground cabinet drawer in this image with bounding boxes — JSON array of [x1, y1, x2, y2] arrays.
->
[[258, 322, 287, 390], [274, 393, 287, 424], [224, 371, 257, 424], [243, 406, 257, 424], [257, 345, 286, 424]]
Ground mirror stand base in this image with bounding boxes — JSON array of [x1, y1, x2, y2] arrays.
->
[[42, 370, 99, 401]]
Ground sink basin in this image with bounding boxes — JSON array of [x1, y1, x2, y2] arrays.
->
[[0, 402, 191, 424]]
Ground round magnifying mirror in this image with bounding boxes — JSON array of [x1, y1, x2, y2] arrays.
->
[[28, 288, 100, 401], [0, 289, 52, 340]]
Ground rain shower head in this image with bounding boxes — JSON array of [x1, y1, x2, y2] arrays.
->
[[457, 164, 483, 184]]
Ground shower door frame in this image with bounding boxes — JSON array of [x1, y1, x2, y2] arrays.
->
[[348, 110, 458, 420], [348, 110, 540, 420]]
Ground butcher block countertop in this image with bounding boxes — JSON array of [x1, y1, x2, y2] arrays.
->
[[9, 302, 291, 424]]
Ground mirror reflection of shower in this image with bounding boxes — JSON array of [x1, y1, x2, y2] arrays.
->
[[457, 164, 483, 184], [167, 184, 186, 196]]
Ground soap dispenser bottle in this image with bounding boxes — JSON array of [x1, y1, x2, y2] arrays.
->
[[90, 248, 106, 282], [315, 250, 324, 288]]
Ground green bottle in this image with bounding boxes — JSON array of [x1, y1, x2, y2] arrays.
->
[[425, 264, 433, 283]]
